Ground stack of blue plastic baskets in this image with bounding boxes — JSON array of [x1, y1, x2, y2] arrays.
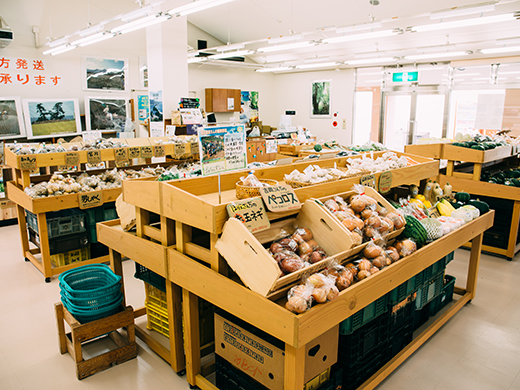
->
[[59, 264, 123, 323]]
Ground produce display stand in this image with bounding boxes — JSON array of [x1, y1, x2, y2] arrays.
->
[[94, 151, 495, 390], [0, 166, 19, 223], [277, 143, 315, 157], [4, 137, 198, 282], [404, 143, 446, 159]]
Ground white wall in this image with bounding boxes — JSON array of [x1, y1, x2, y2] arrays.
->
[[272, 69, 355, 145]]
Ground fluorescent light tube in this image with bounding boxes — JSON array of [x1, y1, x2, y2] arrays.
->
[[481, 45, 520, 54], [76, 33, 116, 47], [411, 13, 515, 33], [215, 43, 245, 52], [323, 30, 398, 44], [336, 22, 382, 33], [255, 67, 293, 72], [404, 51, 468, 60], [121, 5, 155, 22], [304, 57, 330, 63], [112, 14, 170, 35], [499, 71, 520, 75], [295, 62, 338, 69], [71, 32, 110, 46], [210, 50, 253, 59], [257, 41, 313, 53], [78, 24, 104, 37], [268, 34, 303, 44], [48, 37, 68, 48], [345, 57, 395, 65], [168, 0, 236, 17], [44, 44, 77, 56], [472, 77, 490, 80], [188, 57, 207, 63], [430, 4, 495, 20]]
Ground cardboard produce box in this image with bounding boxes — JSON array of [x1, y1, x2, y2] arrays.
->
[[215, 313, 338, 390]]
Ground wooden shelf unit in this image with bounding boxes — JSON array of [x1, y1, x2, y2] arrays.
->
[[97, 150, 495, 389], [4, 137, 198, 282], [205, 88, 241, 113]]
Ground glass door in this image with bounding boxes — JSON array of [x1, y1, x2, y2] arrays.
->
[[381, 88, 448, 151]]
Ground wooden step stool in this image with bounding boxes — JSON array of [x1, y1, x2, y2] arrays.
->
[[55, 303, 137, 380]]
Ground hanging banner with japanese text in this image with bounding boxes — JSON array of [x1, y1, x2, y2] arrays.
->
[[198, 125, 246, 176], [0, 57, 62, 87]]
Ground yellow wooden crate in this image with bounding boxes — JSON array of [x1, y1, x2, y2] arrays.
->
[[50, 246, 90, 267]]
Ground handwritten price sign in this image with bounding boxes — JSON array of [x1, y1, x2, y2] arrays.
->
[[20, 156, 37, 170], [78, 190, 104, 209], [226, 197, 270, 233], [259, 185, 301, 212]]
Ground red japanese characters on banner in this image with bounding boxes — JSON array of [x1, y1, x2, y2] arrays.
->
[[0, 57, 62, 87]]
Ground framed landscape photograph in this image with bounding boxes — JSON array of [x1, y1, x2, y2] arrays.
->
[[311, 80, 331, 118], [0, 97, 25, 139], [83, 56, 128, 92], [22, 98, 81, 139], [85, 96, 129, 132]]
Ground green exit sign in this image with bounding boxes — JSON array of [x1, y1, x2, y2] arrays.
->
[[392, 71, 419, 82]]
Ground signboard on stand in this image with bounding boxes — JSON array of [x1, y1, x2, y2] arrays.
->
[[198, 125, 247, 176]]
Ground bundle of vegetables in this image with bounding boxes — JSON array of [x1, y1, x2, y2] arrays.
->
[[451, 134, 507, 150], [349, 141, 387, 152], [481, 168, 520, 186]]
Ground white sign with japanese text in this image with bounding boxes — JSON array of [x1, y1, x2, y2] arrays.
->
[[0, 57, 62, 87], [198, 125, 246, 176]]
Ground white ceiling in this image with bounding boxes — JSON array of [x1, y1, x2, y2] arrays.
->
[[187, 0, 520, 70]]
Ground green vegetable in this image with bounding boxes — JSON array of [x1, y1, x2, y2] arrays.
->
[[454, 191, 471, 203], [468, 199, 489, 214], [314, 144, 323, 152], [471, 145, 485, 151], [400, 215, 428, 248], [449, 200, 464, 209], [512, 178, 520, 187]]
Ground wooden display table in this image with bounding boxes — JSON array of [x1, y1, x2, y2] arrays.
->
[[404, 143, 446, 159]]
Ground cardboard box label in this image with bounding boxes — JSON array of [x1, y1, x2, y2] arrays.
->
[[87, 150, 101, 164], [141, 146, 153, 158], [378, 171, 392, 194], [174, 143, 186, 156], [115, 159, 130, 168], [153, 145, 165, 158], [65, 152, 79, 167], [128, 146, 141, 159], [78, 190, 104, 209], [191, 141, 199, 155], [114, 147, 128, 161], [360, 174, 377, 189]]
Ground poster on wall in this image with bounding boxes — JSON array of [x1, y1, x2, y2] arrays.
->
[[82, 56, 128, 92], [241, 91, 259, 123], [149, 90, 163, 122], [85, 96, 129, 132], [0, 97, 26, 139], [198, 125, 246, 176], [311, 80, 331, 118], [139, 56, 148, 89], [475, 93, 506, 130], [22, 98, 81, 139], [137, 94, 150, 125]]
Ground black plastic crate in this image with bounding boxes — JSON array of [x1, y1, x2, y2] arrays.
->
[[389, 294, 416, 330], [82, 202, 118, 243], [340, 345, 388, 390], [415, 272, 444, 310], [135, 263, 166, 292], [27, 209, 85, 239], [338, 312, 389, 368], [413, 302, 431, 332], [387, 321, 413, 361], [90, 242, 109, 259], [29, 229, 88, 255], [429, 275, 456, 317]]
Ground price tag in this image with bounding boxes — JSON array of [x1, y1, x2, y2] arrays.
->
[[141, 146, 153, 158], [29, 166, 39, 175], [87, 150, 101, 164], [0, 200, 14, 209], [128, 146, 141, 159], [191, 141, 199, 155], [174, 143, 186, 156], [276, 157, 293, 166], [319, 153, 336, 160], [20, 156, 37, 170], [378, 171, 393, 194], [114, 147, 128, 161], [65, 152, 80, 167], [154, 145, 165, 157], [115, 159, 130, 168], [260, 185, 301, 212], [360, 174, 377, 189], [226, 197, 270, 233], [78, 190, 104, 210]]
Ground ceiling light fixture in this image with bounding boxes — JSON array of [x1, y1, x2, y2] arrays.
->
[[411, 13, 516, 33], [43, 44, 77, 56], [336, 22, 382, 34], [188, 57, 208, 63], [76, 32, 116, 47], [345, 57, 396, 65], [111, 13, 171, 35], [255, 66, 294, 72], [481, 45, 520, 54], [295, 62, 338, 69], [304, 57, 331, 63], [168, 0, 236, 17], [323, 29, 399, 44], [210, 50, 254, 60], [403, 51, 469, 60], [121, 4, 156, 22], [48, 37, 69, 48], [78, 24, 105, 37], [268, 34, 303, 44], [257, 41, 313, 53], [430, 3, 495, 20], [215, 43, 246, 52]]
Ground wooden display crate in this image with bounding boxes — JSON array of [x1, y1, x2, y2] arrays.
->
[[298, 149, 338, 158], [277, 143, 315, 156], [215, 200, 358, 297], [404, 143, 445, 159], [442, 144, 513, 163], [123, 152, 438, 235]]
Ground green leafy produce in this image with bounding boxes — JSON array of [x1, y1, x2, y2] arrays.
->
[[314, 144, 323, 152]]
